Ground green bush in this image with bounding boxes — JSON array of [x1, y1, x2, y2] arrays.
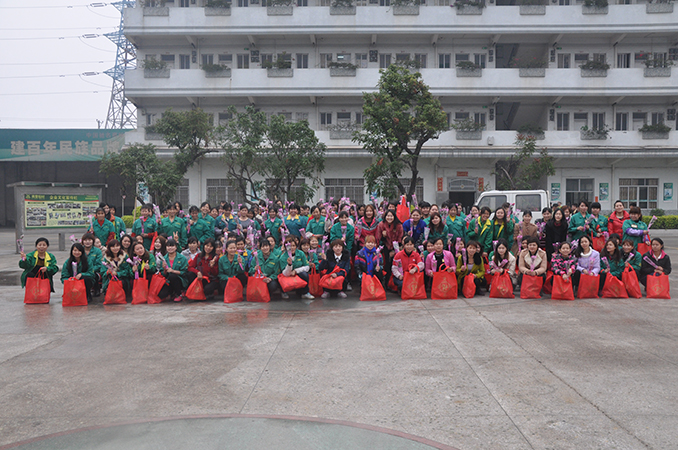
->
[[650, 208, 665, 217], [122, 215, 134, 229], [641, 215, 678, 229]]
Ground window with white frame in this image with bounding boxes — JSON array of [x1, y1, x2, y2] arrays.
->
[[455, 112, 470, 121], [179, 54, 190, 69], [355, 112, 363, 125], [175, 178, 189, 207], [414, 53, 427, 68], [474, 54, 486, 69], [237, 54, 249, 69], [651, 113, 665, 125], [296, 54, 308, 69], [320, 112, 332, 130], [615, 112, 628, 131], [201, 54, 214, 66], [325, 178, 365, 203], [574, 53, 589, 67], [379, 54, 392, 68], [295, 112, 309, 123], [276, 112, 292, 122], [632, 112, 647, 130], [396, 178, 424, 201], [206, 179, 245, 206], [439, 54, 451, 68], [619, 178, 658, 209], [218, 112, 233, 125], [320, 53, 333, 68], [266, 178, 306, 202], [592, 112, 605, 130], [557, 53, 571, 68], [355, 53, 368, 68], [159, 54, 175, 69], [572, 113, 588, 129], [617, 53, 631, 68], [396, 53, 411, 64], [336, 53, 351, 63], [218, 54, 232, 66], [474, 112, 486, 128], [336, 112, 351, 126], [261, 54, 273, 68], [557, 112, 570, 131], [565, 178, 594, 205]]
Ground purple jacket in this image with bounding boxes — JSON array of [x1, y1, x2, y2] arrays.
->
[[425, 250, 456, 277], [576, 249, 601, 275]]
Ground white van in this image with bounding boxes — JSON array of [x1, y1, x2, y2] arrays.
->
[[476, 190, 550, 222]]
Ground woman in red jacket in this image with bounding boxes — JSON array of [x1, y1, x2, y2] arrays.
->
[[376, 209, 404, 287], [608, 200, 630, 237], [187, 238, 220, 298], [355, 204, 380, 251], [391, 236, 424, 292]]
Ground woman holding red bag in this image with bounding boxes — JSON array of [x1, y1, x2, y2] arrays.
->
[[571, 235, 600, 290], [639, 238, 672, 287], [488, 238, 516, 287], [318, 239, 351, 299], [517, 236, 547, 287], [424, 237, 456, 278], [158, 239, 189, 302], [455, 240, 486, 296], [607, 200, 630, 238], [60, 243, 95, 303], [20, 237, 59, 295], [187, 238, 221, 299], [102, 239, 133, 298], [391, 236, 424, 293], [376, 210, 403, 289]]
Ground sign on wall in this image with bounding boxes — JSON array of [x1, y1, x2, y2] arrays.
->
[[0, 129, 126, 162], [664, 183, 673, 201], [599, 183, 609, 201], [24, 194, 99, 229], [551, 182, 560, 201]]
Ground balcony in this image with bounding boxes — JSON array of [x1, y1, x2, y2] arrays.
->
[[124, 4, 677, 38], [124, 67, 678, 99]]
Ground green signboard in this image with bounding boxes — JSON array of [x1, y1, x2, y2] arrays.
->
[[24, 194, 100, 229], [0, 129, 127, 161]]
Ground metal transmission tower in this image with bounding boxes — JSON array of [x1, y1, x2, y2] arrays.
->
[[104, 1, 137, 129]]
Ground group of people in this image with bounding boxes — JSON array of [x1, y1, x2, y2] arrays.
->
[[19, 197, 671, 303]]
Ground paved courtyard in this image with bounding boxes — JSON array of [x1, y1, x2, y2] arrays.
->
[[0, 230, 677, 449]]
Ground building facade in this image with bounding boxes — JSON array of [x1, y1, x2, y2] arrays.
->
[[123, 0, 678, 212]]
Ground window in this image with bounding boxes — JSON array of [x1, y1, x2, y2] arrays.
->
[[201, 54, 214, 66], [474, 113, 486, 129], [516, 194, 542, 214], [179, 0, 190, 6], [380, 0, 391, 5], [557, 113, 570, 131], [414, 53, 427, 69], [325, 179, 366, 202], [320, 53, 332, 68], [565, 178, 594, 205], [179, 54, 190, 69], [206, 179, 244, 206], [218, 54, 233, 65], [277, 53, 292, 65], [573, 112, 588, 129], [474, 54, 486, 69], [261, 54, 273, 68], [379, 54, 392, 68], [397, 178, 424, 201], [434, 0, 450, 5], [574, 53, 589, 67], [159, 54, 175, 69], [455, 112, 470, 121], [276, 112, 292, 122], [336, 53, 351, 63], [266, 178, 306, 203], [669, 48, 678, 61], [558, 0, 570, 5], [592, 53, 606, 64], [320, 112, 332, 130], [218, 112, 233, 125], [296, 112, 309, 123], [438, 54, 451, 69], [237, 54, 249, 69], [237, 0, 249, 7], [632, 112, 647, 130], [296, 53, 308, 69], [619, 179, 658, 209], [355, 112, 363, 125], [455, 53, 469, 63], [557, 53, 571, 69], [477, 195, 507, 211], [615, 112, 628, 131], [176, 178, 189, 207], [297, 0, 308, 5], [396, 53, 411, 64], [652, 113, 665, 125], [617, 53, 631, 68], [355, 53, 368, 68], [592, 112, 605, 130], [337, 112, 351, 126]]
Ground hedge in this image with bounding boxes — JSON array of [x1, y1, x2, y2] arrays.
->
[[641, 215, 678, 229], [122, 215, 134, 229]]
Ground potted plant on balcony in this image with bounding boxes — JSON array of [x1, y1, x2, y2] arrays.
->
[[328, 62, 358, 77], [646, 0, 673, 14], [453, 0, 485, 15], [330, 0, 356, 15], [639, 122, 671, 140], [456, 60, 482, 77], [510, 57, 547, 77], [142, 0, 169, 16], [205, 0, 231, 16], [267, 0, 293, 15], [329, 122, 359, 139], [263, 56, 293, 77], [580, 59, 610, 77], [582, 0, 608, 14], [517, 124, 545, 140], [142, 57, 169, 78], [518, 0, 547, 15], [580, 125, 611, 140], [202, 63, 231, 78], [453, 119, 484, 140], [644, 58, 674, 77], [393, 0, 420, 15]]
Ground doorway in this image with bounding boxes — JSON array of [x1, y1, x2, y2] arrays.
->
[[448, 192, 476, 213]]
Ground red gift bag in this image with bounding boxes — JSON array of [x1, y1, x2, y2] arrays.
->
[[277, 274, 307, 292], [360, 274, 387, 301], [462, 274, 477, 299], [577, 273, 599, 299], [62, 277, 88, 307], [601, 275, 628, 298], [308, 267, 323, 297], [431, 266, 457, 300], [520, 274, 543, 299], [104, 278, 127, 305], [148, 273, 166, 304], [185, 277, 206, 300], [319, 267, 346, 291], [247, 275, 271, 303], [489, 271, 514, 299], [637, 242, 651, 256], [24, 272, 51, 304], [387, 275, 398, 292], [622, 265, 642, 299], [592, 236, 605, 252], [224, 276, 244, 303], [551, 275, 575, 300], [543, 271, 554, 294], [647, 273, 671, 299], [401, 266, 426, 300], [396, 195, 410, 224], [131, 278, 149, 304]]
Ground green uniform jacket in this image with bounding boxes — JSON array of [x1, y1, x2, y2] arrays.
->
[[132, 217, 157, 251], [84, 247, 105, 276], [159, 217, 187, 249], [622, 218, 648, 249], [622, 251, 642, 271], [200, 214, 216, 239], [329, 223, 355, 253], [467, 218, 493, 254], [491, 220, 514, 250], [427, 224, 450, 247], [164, 253, 189, 287], [445, 216, 467, 244], [601, 257, 625, 278], [277, 249, 309, 273], [568, 212, 591, 241], [264, 217, 283, 246], [91, 219, 116, 246], [132, 257, 157, 279], [305, 250, 320, 269], [19, 251, 59, 289], [102, 254, 133, 291], [218, 254, 245, 281], [186, 217, 211, 244], [248, 252, 280, 278], [306, 218, 327, 238], [590, 215, 608, 236], [60, 259, 95, 283]]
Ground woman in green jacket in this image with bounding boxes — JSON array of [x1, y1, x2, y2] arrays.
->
[[219, 239, 247, 294], [20, 237, 59, 293], [158, 239, 188, 302], [622, 206, 649, 249], [306, 205, 328, 240], [568, 200, 592, 242], [102, 239, 133, 298], [427, 213, 450, 249], [61, 243, 96, 303], [467, 206, 493, 256], [599, 239, 625, 292], [491, 208, 514, 251]]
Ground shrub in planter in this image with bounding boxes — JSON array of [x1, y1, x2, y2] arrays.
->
[[452, 119, 484, 132], [262, 58, 292, 70], [641, 215, 678, 229], [141, 58, 168, 71], [580, 125, 611, 140], [638, 123, 671, 133], [583, 0, 607, 6], [517, 124, 545, 139], [453, 0, 485, 8], [456, 61, 481, 70], [650, 208, 666, 217], [206, 0, 231, 6], [580, 60, 610, 71]]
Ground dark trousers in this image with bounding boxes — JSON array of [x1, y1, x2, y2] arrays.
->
[[457, 276, 487, 296], [158, 273, 185, 299], [187, 273, 221, 297]]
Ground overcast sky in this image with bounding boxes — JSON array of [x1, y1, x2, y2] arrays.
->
[[0, 0, 123, 129]]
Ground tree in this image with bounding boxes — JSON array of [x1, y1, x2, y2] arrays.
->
[[495, 134, 555, 190], [354, 64, 448, 199], [100, 144, 183, 207], [217, 106, 269, 204], [153, 108, 218, 173]]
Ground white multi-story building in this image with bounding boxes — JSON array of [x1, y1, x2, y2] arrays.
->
[[123, 0, 678, 213]]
